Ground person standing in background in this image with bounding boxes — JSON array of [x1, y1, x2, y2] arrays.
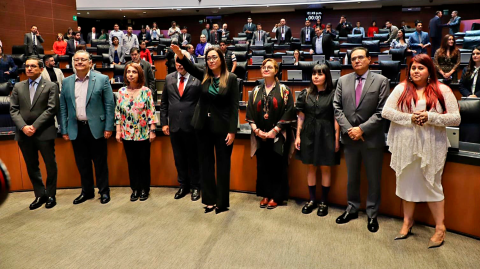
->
[[429, 11, 445, 56], [243, 17, 256, 41], [301, 20, 315, 44], [384, 21, 399, 44], [123, 26, 139, 56], [336, 15, 353, 37], [24, 25, 44, 56], [447, 11, 461, 35], [87, 27, 97, 44]]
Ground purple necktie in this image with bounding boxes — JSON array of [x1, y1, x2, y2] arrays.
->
[[355, 77, 363, 107]]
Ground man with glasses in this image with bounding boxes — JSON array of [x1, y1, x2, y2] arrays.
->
[[333, 47, 389, 233], [125, 47, 156, 101], [60, 50, 115, 205], [10, 56, 59, 209], [219, 40, 236, 72], [309, 26, 334, 60]]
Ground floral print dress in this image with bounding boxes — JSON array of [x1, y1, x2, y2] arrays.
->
[[115, 86, 157, 141]]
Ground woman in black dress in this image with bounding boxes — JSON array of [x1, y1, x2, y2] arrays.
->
[[295, 64, 340, 216], [171, 44, 239, 214], [246, 58, 296, 209]]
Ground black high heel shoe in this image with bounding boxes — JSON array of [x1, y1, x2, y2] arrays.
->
[[215, 207, 229, 214], [204, 206, 215, 213]]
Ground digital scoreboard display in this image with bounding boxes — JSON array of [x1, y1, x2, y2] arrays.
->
[[306, 11, 322, 22]]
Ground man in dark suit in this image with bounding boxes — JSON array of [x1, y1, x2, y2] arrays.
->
[[126, 47, 156, 101], [186, 44, 197, 63], [309, 26, 334, 60], [60, 50, 115, 205], [333, 47, 390, 233], [252, 24, 268, 45], [179, 26, 192, 48], [276, 18, 292, 44], [300, 20, 315, 44], [447, 11, 461, 35], [160, 51, 202, 201], [87, 27, 98, 44], [77, 26, 85, 43], [243, 17, 256, 41], [24, 25, 44, 56], [220, 23, 230, 40], [10, 56, 59, 210], [429, 11, 444, 56], [336, 15, 353, 37], [66, 32, 86, 56]]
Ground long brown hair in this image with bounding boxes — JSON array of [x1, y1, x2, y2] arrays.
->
[[307, 64, 333, 95], [397, 54, 447, 113], [202, 47, 229, 88], [465, 46, 480, 78], [437, 34, 459, 59]]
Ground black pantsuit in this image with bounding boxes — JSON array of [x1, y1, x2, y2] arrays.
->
[[71, 122, 110, 196], [170, 130, 200, 190], [123, 140, 151, 193], [18, 139, 57, 197], [255, 140, 289, 202], [197, 121, 233, 208]]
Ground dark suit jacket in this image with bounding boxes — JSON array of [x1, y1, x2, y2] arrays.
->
[[125, 59, 156, 98], [243, 23, 257, 40], [219, 29, 230, 40], [9, 78, 59, 141], [165, 47, 176, 74], [177, 56, 239, 134], [448, 16, 461, 34], [179, 33, 192, 45], [66, 39, 86, 56], [24, 33, 44, 55], [138, 31, 151, 43], [429, 16, 443, 38], [311, 34, 334, 59], [336, 22, 353, 37], [300, 27, 315, 44], [459, 66, 480, 97], [276, 26, 292, 43], [87, 32, 100, 44], [252, 30, 268, 44], [333, 71, 390, 148], [160, 71, 202, 132]]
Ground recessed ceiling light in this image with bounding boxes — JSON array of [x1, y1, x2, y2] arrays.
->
[[87, 12, 89, 14], [143, 12, 147, 14], [124, 16, 126, 18], [120, 9, 122, 11], [77, 12, 81, 15]]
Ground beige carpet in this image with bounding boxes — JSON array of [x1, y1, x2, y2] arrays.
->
[[0, 188, 479, 269]]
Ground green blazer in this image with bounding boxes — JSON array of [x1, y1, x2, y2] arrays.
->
[[59, 71, 115, 140]]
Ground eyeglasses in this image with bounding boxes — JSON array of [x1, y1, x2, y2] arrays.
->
[[25, 65, 38, 68], [73, 58, 89, 63], [206, 56, 219, 62], [351, 56, 366, 62], [261, 66, 275, 71]]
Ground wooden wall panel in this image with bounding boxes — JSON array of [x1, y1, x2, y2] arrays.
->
[[53, 20, 78, 36], [25, 1, 54, 19], [52, 4, 78, 22], [0, 141, 24, 191], [0, 12, 26, 32], [25, 17, 54, 34], [52, 0, 76, 7], [0, 2, 25, 15]]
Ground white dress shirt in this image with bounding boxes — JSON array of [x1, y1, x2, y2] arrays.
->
[[75, 71, 90, 121], [177, 72, 190, 89]]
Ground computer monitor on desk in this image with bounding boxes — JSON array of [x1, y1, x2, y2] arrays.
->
[[330, 70, 341, 80], [461, 53, 471, 64], [251, 56, 264, 65], [312, 55, 325, 64], [287, 70, 302, 81], [253, 40, 264, 47], [378, 54, 392, 63], [282, 56, 295, 65]]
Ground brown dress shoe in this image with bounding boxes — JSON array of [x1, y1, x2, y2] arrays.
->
[[267, 199, 277, 209], [260, 198, 269, 208]]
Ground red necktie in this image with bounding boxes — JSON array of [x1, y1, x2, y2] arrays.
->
[[179, 76, 185, 97]]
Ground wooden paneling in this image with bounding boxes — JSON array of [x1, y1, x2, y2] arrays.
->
[[0, 12, 26, 32], [25, 1, 53, 19], [52, 0, 76, 7], [25, 17, 54, 34], [0, 2, 25, 15], [52, 4, 78, 22], [53, 20, 78, 36], [0, 141, 24, 191]]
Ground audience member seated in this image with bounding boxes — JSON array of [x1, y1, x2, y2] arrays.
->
[[185, 44, 196, 63], [252, 24, 268, 45], [408, 20, 430, 56], [138, 27, 151, 45], [390, 29, 416, 54], [336, 15, 353, 37], [276, 18, 292, 44], [65, 27, 74, 40], [325, 23, 338, 38], [352, 21, 365, 37], [220, 41, 237, 73], [109, 24, 124, 45], [168, 21, 181, 40], [434, 34, 461, 84], [400, 20, 411, 32], [459, 46, 480, 97], [66, 32, 86, 56], [384, 20, 399, 44], [139, 41, 152, 64], [109, 36, 125, 65], [98, 29, 108, 40], [293, 49, 301, 66], [0, 46, 17, 83], [195, 34, 211, 57], [53, 33, 67, 55], [300, 20, 315, 44]]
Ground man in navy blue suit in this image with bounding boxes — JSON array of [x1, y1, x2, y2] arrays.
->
[[429, 11, 444, 56]]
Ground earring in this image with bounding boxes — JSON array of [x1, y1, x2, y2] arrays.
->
[[409, 76, 412, 82], [427, 76, 431, 83]]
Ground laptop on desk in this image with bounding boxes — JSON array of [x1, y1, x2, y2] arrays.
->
[[312, 55, 326, 64], [287, 70, 302, 81], [251, 56, 264, 65], [253, 40, 264, 46], [378, 54, 392, 63], [282, 56, 295, 65], [330, 70, 341, 80], [461, 53, 472, 64]]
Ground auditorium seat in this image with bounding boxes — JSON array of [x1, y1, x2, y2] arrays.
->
[[237, 78, 244, 100], [389, 48, 407, 64], [362, 40, 380, 53], [378, 29, 389, 34], [373, 33, 389, 42], [157, 44, 167, 55], [12, 45, 26, 55], [234, 44, 249, 52], [379, 60, 401, 84], [264, 43, 274, 54], [159, 38, 172, 47], [97, 45, 109, 55], [346, 34, 363, 45], [298, 61, 317, 80], [237, 33, 247, 38], [234, 51, 248, 62], [458, 97, 480, 143], [233, 37, 247, 44], [102, 53, 110, 67], [0, 82, 15, 134], [289, 42, 302, 52], [91, 39, 107, 48], [113, 64, 125, 82], [326, 60, 342, 70], [252, 50, 267, 56], [234, 61, 248, 80], [463, 36, 480, 50]]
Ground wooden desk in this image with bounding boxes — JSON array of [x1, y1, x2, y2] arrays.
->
[[153, 58, 167, 80]]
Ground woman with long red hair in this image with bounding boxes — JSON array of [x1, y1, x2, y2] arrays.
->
[[382, 54, 460, 248]]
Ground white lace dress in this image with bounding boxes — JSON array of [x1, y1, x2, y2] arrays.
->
[[381, 84, 461, 202]]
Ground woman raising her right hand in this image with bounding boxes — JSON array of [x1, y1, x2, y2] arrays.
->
[[170, 44, 239, 214]]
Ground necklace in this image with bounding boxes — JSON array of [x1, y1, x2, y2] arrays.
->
[[262, 83, 276, 119]]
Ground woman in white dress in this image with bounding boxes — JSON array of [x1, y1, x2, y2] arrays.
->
[[382, 54, 461, 248]]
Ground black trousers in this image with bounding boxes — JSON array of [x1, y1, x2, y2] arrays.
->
[[255, 140, 289, 203], [344, 143, 384, 218], [431, 37, 442, 57], [71, 122, 110, 196], [196, 123, 233, 208], [123, 139, 151, 192], [170, 130, 200, 189], [18, 138, 57, 197]]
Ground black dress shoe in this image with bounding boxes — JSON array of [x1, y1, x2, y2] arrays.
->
[[139, 190, 149, 201], [191, 189, 200, 201], [336, 211, 358, 224], [29, 196, 47, 210], [45, 196, 56, 209], [301, 201, 317, 214], [204, 206, 215, 213], [367, 217, 379, 233], [73, 193, 94, 205], [215, 207, 229, 214], [174, 187, 189, 199], [130, 191, 139, 202], [100, 194, 110, 204], [317, 202, 328, 217]]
